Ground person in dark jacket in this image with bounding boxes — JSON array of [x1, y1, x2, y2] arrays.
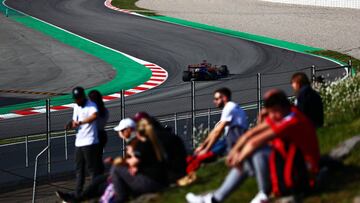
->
[[89, 90, 109, 173], [291, 72, 324, 128], [110, 117, 169, 203]]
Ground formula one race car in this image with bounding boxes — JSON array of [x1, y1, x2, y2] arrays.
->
[[182, 60, 230, 81]]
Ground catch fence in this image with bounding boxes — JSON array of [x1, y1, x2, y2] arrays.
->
[[0, 62, 354, 202]]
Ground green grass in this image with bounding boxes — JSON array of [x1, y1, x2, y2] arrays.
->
[[110, 0, 158, 16], [152, 118, 360, 203], [312, 50, 360, 73], [317, 117, 360, 154]]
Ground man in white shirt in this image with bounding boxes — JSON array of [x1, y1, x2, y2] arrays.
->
[[195, 87, 248, 156], [69, 86, 102, 197], [186, 88, 248, 174]]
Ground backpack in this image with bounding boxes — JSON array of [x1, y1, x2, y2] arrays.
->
[[269, 138, 311, 197]]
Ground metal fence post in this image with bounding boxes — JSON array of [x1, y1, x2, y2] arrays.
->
[[311, 65, 316, 83], [120, 90, 125, 120], [5, 8, 8, 17], [25, 135, 29, 167], [120, 90, 125, 157], [207, 108, 211, 131], [348, 59, 353, 77], [46, 99, 51, 174], [257, 73, 262, 115], [174, 113, 178, 135], [64, 130, 68, 160], [191, 80, 196, 149]]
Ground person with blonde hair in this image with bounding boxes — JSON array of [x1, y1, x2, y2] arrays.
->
[[110, 117, 169, 203]]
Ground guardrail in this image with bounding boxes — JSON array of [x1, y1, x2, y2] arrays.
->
[[32, 146, 49, 203]]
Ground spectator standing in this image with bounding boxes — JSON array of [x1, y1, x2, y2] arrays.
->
[[89, 90, 109, 162], [67, 87, 102, 197], [291, 72, 324, 128]]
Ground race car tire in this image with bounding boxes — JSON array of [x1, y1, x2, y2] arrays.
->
[[219, 65, 229, 76], [183, 71, 192, 82]]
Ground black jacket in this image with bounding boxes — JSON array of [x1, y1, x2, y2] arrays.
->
[[296, 85, 324, 128]]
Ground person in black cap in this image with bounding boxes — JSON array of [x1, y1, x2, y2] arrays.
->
[[57, 86, 103, 200]]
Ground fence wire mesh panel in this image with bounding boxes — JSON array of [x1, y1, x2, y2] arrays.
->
[[0, 64, 351, 192]]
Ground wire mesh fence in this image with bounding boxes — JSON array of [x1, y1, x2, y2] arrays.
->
[[0, 63, 353, 198]]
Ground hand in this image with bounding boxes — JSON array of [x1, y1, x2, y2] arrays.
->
[[113, 157, 124, 166], [197, 148, 209, 156], [104, 157, 114, 165], [128, 166, 138, 176], [65, 121, 73, 130], [194, 144, 205, 155], [126, 156, 139, 168], [226, 149, 240, 167], [73, 121, 81, 128], [257, 108, 268, 124]]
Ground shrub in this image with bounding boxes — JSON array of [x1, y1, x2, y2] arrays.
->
[[320, 74, 360, 126]]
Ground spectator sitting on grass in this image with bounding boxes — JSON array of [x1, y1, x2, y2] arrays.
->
[[56, 118, 137, 202], [133, 112, 188, 185], [186, 87, 249, 173], [109, 117, 169, 203], [186, 89, 320, 203]]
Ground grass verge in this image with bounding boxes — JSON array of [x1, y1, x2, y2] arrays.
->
[[312, 50, 360, 73]]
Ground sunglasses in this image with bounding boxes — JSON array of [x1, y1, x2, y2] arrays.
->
[[213, 97, 221, 101]]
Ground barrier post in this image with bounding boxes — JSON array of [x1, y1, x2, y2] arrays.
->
[[64, 130, 68, 160], [348, 59, 353, 77], [46, 99, 51, 174], [191, 80, 196, 149], [25, 135, 29, 167], [174, 113, 178, 135], [257, 73, 262, 115], [120, 90, 125, 157], [207, 108, 211, 131], [311, 65, 316, 83]]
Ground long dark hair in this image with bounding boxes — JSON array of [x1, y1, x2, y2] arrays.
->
[[88, 90, 107, 117]]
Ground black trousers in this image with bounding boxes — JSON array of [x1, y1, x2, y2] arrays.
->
[[75, 144, 102, 196], [111, 166, 166, 203], [98, 130, 108, 173], [75, 174, 109, 201]]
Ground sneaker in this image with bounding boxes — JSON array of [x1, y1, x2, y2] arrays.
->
[[55, 190, 76, 203], [250, 191, 269, 203], [186, 192, 214, 203]]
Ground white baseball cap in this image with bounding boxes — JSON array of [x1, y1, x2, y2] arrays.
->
[[114, 118, 136, 132]]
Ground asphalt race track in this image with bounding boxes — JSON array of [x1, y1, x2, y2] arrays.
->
[[0, 0, 345, 189], [1, 0, 344, 138]]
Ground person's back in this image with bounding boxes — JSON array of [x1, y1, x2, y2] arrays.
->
[[291, 72, 324, 128], [266, 106, 320, 175], [159, 129, 187, 183], [297, 85, 324, 128], [221, 101, 249, 148], [147, 116, 187, 183]]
